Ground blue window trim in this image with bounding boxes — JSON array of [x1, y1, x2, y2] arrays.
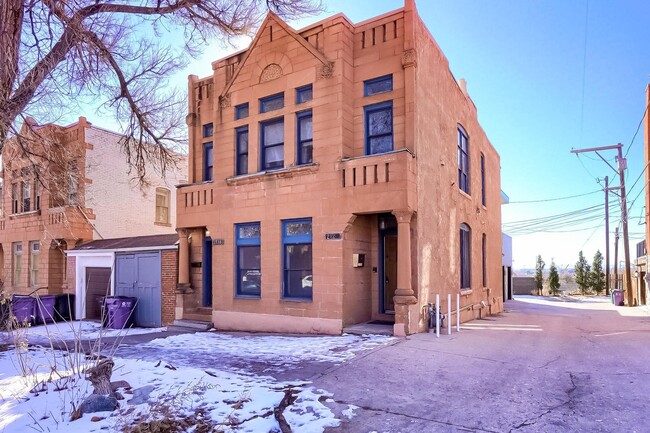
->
[[259, 93, 284, 113], [282, 218, 313, 300], [480, 153, 486, 206], [364, 101, 393, 155], [259, 117, 284, 171], [296, 110, 312, 165], [364, 75, 393, 96], [235, 103, 249, 120], [235, 126, 248, 176], [203, 142, 213, 181], [296, 84, 313, 104], [458, 124, 470, 194], [460, 223, 471, 289], [203, 123, 213, 138], [235, 222, 261, 297]]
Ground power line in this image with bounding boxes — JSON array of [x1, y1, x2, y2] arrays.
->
[[508, 189, 601, 204], [624, 98, 649, 158]]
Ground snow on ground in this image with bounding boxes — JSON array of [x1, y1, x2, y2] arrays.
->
[[0, 331, 395, 432], [0, 320, 164, 346], [117, 332, 395, 373], [514, 295, 650, 316]]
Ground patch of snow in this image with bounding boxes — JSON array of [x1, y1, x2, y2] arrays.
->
[[342, 404, 358, 419]]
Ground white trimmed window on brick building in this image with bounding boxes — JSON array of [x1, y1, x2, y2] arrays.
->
[[155, 188, 171, 225], [12, 242, 22, 286], [29, 241, 40, 287]]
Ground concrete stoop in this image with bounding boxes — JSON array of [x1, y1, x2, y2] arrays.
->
[[167, 319, 213, 332]]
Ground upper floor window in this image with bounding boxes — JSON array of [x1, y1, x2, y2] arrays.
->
[[68, 161, 79, 205], [203, 142, 214, 181], [34, 179, 41, 211], [480, 153, 486, 206], [155, 187, 171, 224], [365, 101, 393, 155], [11, 183, 19, 214], [236, 126, 249, 176], [296, 110, 313, 165], [29, 241, 39, 288], [458, 125, 470, 194], [460, 223, 471, 290], [235, 222, 261, 297], [203, 123, 213, 138], [260, 93, 284, 113], [282, 218, 313, 300], [22, 180, 31, 212], [296, 85, 313, 104], [364, 75, 393, 96], [235, 103, 249, 120], [260, 118, 284, 170]]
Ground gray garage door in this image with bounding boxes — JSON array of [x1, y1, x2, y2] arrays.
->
[[115, 252, 162, 328]]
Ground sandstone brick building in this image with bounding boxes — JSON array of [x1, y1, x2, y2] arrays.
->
[[0, 117, 187, 297], [176, 0, 503, 335]]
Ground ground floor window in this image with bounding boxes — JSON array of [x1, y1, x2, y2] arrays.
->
[[460, 223, 471, 290], [12, 242, 22, 286], [282, 218, 313, 300], [29, 241, 40, 287], [236, 222, 261, 297]]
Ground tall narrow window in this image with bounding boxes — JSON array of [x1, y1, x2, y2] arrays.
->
[[480, 153, 486, 206], [260, 118, 284, 170], [155, 188, 171, 224], [458, 126, 470, 194], [236, 126, 249, 176], [482, 233, 487, 287], [11, 183, 19, 214], [460, 223, 471, 290], [68, 162, 79, 205], [203, 142, 214, 181], [22, 180, 31, 212], [282, 218, 313, 300], [29, 241, 39, 287], [34, 179, 41, 211], [235, 222, 261, 297], [365, 101, 393, 155], [12, 242, 22, 286], [296, 110, 313, 165], [203, 123, 213, 138]]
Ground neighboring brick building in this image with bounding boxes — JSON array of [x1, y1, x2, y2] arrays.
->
[[176, 0, 503, 335], [0, 117, 187, 296]]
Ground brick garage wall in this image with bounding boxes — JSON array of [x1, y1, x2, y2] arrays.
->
[[161, 250, 178, 325]]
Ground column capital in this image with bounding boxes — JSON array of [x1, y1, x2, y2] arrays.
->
[[176, 228, 190, 238], [392, 209, 414, 224]]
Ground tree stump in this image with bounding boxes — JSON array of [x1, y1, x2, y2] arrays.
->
[[86, 358, 115, 396]]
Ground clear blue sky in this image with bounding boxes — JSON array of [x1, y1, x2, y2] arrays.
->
[[92, 1, 650, 270]]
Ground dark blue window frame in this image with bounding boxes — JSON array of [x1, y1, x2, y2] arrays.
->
[[458, 125, 470, 194], [296, 110, 313, 165], [296, 84, 313, 104], [282, 218, 313, 300], [203, 123, 213, 138], [260, 117, 284, 171], [260, 93, 284, 113], [364, 101, 393, 155], [480, 153, 486, 206], [235, 222, 261, 297], [236, 126, 249, 176], [460, 223, 471, 290], [364, 75, 393, 96], [203, 142, 213, 181], [235, 103, 249, 120]]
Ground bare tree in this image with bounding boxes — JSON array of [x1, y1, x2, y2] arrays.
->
[[0, 0, 321, 181]]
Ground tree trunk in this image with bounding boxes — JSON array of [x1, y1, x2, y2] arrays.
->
[[86, 358, 115, 395]]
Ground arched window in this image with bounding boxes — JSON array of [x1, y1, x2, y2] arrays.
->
[[460, 223, 471, 289], [155, 188, 171, 224]]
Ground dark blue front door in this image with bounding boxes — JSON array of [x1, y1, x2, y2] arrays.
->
[[203, 236, 213, 307]]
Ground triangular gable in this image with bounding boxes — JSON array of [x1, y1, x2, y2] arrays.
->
[[220, 12, 331, 98]]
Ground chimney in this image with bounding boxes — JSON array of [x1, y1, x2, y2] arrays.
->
[[459, 78, 468, 97]]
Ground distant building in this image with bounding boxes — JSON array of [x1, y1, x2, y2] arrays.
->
[[175, 0, 503, 335], [502, 191, 513, 300], [0, 117, 187, 297], [634, 84, 650, 305]]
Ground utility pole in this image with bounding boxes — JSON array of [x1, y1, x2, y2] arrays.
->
[[614, 227, 619, 291], [571, 143, 632, 304], [604, 176, 610, 296]]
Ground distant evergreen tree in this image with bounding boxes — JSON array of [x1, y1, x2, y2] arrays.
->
[[549, 261, 561, 296], [591, 250, 606, 295], [534, 255, 545, 296], [575, 251, 590, 294]]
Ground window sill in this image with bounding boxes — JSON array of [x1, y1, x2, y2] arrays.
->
[[154, 221, 172, 227], [235, 295, 261, 300], [460, 289, 473, 296], [458, 189, 472, 201], [226, 163, 319, 186], [280, 297, 313, 303], [9, 210, 41, 219]]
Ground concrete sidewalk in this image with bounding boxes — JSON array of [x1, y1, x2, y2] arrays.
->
[[319, 296, 650, 432]]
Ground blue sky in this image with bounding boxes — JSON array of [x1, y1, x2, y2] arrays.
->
[[81, 1, 650, 270]]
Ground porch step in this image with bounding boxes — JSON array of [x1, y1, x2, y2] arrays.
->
[[343, 322, 394, 336], [168, 319, 213, 332]]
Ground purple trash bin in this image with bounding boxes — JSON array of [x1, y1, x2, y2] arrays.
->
[[34, 295, 58, 324], [612, 290, 624, 306], [105, 296, 137, 329], [11, 295, 35, 325]]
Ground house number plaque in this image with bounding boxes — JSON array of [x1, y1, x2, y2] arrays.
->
[[212, 239, 225, 245], [325, 232, 342, 240]]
